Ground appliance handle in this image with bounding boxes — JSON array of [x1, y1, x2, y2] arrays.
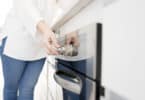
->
[[54, 70, 82, 94]]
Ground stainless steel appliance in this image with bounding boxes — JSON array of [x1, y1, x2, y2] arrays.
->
[[54, 23, 103, 100]]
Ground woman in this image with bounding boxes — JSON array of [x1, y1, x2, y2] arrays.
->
[[1, 0, 61, 100]]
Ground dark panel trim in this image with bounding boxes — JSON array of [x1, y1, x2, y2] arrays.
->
[[96, 23, 103, 100]]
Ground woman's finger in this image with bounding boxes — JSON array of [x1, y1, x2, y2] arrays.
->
[[66, 37, 72, 45], [73, 38, 80, 47], [46, 41, 59, 55], [50, 35, 60, 48]]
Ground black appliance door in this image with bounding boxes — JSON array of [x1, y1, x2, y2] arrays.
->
[[54, 64, 97, 100]]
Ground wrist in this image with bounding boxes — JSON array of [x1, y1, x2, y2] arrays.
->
[[37, 20, 52, 35]]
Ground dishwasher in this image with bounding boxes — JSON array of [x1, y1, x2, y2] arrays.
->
[[53, 23, 104, 100]]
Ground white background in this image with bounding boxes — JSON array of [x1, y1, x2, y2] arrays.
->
[[0, 0, 12, 27], [103, 0, 145, 100]]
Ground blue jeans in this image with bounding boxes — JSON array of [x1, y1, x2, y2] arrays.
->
[[1, 38, 46, 100], [57, 59, 86, 100]]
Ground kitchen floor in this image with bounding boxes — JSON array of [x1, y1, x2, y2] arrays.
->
[[0, 57, 63, 100]]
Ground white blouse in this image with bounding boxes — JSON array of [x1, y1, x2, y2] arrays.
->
[[1, 0, 64, 61]]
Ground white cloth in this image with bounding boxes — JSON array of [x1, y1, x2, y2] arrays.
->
[[1, 0, 64, 61]]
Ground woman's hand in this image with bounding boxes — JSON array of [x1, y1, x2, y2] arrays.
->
[[41, 30, 60, 55], [37, 20, 60, 55], [66, 31, 80, 47]]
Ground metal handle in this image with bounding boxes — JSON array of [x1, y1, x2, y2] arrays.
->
[[54, 70, 82, 94]]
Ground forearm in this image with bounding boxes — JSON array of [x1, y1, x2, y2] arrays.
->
[[36, 20, 53, 35]]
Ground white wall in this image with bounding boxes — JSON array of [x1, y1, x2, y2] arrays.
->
[[0, 0, 12, 27], [102, 0, 145, 100], [60, 0, 103, 33]]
